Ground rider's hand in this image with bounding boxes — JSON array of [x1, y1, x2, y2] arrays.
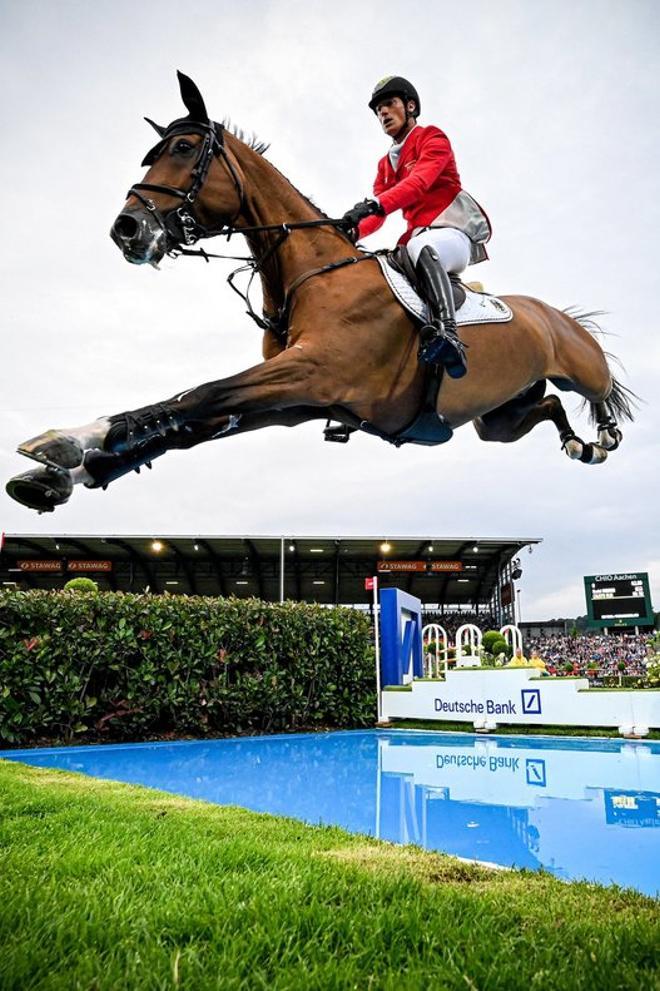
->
[[340, 199, 383, 235]]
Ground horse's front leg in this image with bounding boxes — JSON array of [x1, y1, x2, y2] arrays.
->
[[7, 351, 329, 511]]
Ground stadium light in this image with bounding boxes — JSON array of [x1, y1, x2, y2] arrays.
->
[[380, 541, 391, 553], [472, 545, 479, 553], [151, 540, 164, 553]]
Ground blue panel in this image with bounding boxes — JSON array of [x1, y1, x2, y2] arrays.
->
[[380, 587, 423, 686]]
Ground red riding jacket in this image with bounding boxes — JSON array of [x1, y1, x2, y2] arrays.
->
[[358, 124, 462, 245]]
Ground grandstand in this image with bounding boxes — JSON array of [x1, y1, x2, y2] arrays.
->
[[0, 533, 540, 626]]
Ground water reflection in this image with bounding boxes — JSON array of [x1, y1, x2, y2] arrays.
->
[[2, 731, 659, 895], [377, 735, 660, 893]]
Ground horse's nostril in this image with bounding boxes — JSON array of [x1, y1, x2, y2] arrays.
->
[[113, 213, 139, 240]]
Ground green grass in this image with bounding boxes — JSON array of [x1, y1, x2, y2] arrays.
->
[[0, 762, 658, 990], [386, 719, 660, 739]]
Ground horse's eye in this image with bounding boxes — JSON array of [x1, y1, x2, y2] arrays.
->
[[174, 140, 194, 154]]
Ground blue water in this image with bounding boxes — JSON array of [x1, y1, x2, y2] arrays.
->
[[2, 730, 659, 896]]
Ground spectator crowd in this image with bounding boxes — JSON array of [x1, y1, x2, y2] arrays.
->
[[421, 611, 654, 677], [524, 633, 651, 677], [422, 610, 498, 640]]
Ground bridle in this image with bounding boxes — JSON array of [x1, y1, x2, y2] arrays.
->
[[128, 118, 246, 251]]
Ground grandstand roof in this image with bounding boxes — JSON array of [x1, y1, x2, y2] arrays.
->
[[1, 533, 541, 606]]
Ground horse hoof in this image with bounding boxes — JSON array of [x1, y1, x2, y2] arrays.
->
[[580, 442, 608, 465], [5, 465, 73, 512], [17, 419, 110, 469], [18, 429, 85, 469], [598, 427, 622, 451], [561, 434, 584, 460]]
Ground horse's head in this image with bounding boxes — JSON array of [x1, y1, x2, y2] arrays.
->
[[111, 72, 245, 266]]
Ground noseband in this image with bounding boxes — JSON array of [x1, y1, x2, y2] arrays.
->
[[128, 119, 246, 251]]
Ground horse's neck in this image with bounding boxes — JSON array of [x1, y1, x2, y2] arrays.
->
[[234, 143, 351, 308]]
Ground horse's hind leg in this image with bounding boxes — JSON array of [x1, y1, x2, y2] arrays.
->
[[592, 400, 623, 451], [474, 384, 610, 465]]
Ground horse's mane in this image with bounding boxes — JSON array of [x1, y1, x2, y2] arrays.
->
[[222, 119, 332, 223], [221, 118, 270, 156]]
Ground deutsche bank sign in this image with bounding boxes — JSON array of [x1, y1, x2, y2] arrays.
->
[[432, 689, 543, 718], [521, 689, 542, 715]]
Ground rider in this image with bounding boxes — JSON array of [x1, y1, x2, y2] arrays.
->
[[341, 76, 491, 378]]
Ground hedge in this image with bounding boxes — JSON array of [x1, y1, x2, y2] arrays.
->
[[0, 591, 375, 745]]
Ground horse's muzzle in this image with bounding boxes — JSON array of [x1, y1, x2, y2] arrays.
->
[[110, 207, 167, 266]]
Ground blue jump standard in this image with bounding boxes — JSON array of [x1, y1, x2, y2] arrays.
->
[[2, 730, 659, 897]]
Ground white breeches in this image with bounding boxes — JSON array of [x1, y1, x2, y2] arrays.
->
[[406, 227, 471, 273]]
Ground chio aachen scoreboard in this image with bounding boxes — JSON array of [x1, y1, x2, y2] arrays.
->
[[583, 572, 654, 629]]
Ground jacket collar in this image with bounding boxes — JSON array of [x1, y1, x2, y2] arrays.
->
[[387, 124, 419, 172]]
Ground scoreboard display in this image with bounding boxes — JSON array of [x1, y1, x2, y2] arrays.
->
[[583, 572, 654, 629]]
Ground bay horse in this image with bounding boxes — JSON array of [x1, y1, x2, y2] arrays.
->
[[6, 72, 634, 513]]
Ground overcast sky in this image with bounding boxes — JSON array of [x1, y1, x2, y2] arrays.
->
[[1, 0, 658, 619]]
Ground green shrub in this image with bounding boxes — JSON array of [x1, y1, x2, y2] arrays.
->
[[490, 638, 510, 658], [63, 577, 99, 593], [0, 591, 375, 745], [481, 630, 503, 653]]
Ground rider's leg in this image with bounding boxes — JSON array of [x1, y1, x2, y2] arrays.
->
[[407, 228, 471, 378]]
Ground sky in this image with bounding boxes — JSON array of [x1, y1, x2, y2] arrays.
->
[[1, 0, 658, 620]]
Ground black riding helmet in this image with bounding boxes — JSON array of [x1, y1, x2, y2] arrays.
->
[[368, 76, 421, 117]]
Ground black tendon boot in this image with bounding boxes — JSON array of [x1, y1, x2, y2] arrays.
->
[[82, 403, 187, 490], [415, 245, 467, 378]]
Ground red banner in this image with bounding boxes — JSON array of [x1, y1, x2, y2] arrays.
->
[[67, 560, 112, 572], [377, 560, 427, 573], [429, 561, 463, 572], [18, 560, 63, 572]]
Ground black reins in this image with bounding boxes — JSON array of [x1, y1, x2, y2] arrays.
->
[[127, 116, 371, 336]]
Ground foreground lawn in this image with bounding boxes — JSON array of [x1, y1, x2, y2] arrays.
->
[[0, 762, 658, 991]]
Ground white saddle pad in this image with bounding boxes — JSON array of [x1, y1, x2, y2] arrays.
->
[[376, 255, 513, 326]]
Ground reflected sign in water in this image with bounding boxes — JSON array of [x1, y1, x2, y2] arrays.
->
[[2, 731, 659, 896]]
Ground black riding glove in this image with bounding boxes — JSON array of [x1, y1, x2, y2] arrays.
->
[[340, 199, 383, 234]]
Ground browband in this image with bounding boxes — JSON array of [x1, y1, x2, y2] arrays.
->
[[141, 118, 224, 166]]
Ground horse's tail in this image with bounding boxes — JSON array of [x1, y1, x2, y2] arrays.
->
[[580, 375, 637, 427], [563, 307, 640, 426]]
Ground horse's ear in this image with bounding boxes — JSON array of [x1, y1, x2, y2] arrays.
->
[[144, 117, 166, 137], [177, 70, 209, 121]]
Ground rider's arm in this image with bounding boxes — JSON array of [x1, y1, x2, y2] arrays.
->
[[377, 130, 453, 215], [357, 161, 387, 239]]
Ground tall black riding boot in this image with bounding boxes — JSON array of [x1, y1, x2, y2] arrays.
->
[[415, 245, 467, 378]]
